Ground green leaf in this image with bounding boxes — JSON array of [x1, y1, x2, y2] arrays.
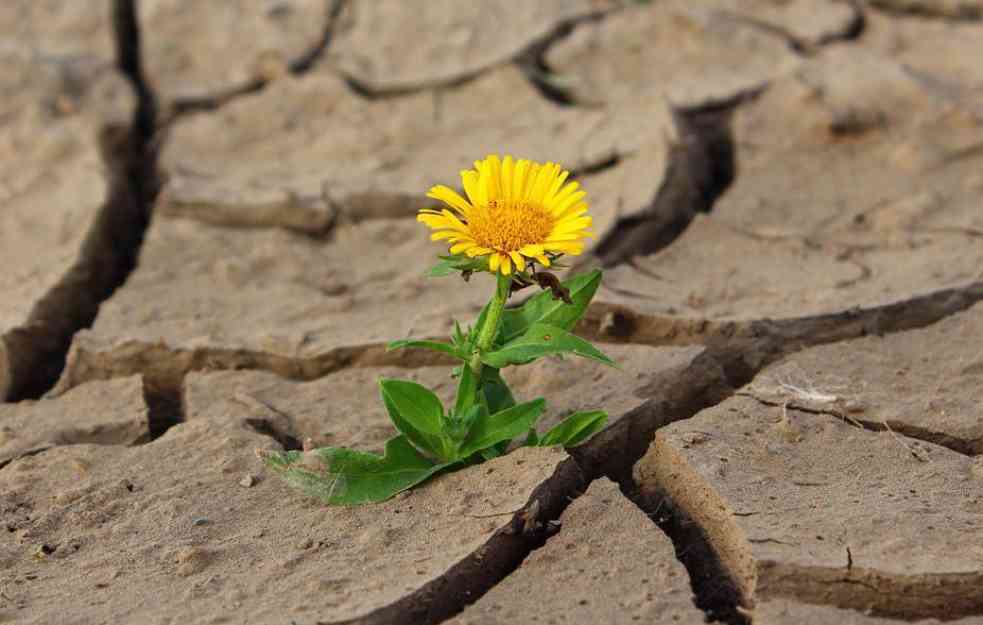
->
[[426, 258, 459, 277], [452, 320, 466, 348], [524, 428, 540, 446], [379, 379, 443, 433], [444, 403, 485, 445], [454, 364, 481, 417], [500, 270, 601, 343], [538, 411, 608, 448], [481, 367, 516, 414], [468, 301, 492, 351], [259, 435, 451, 505], [480, 323, 617, 368], [427, 254, 490, 278], [479, 446, 502, 461], [386, 339, 462, 359], [457, 398, 547, 459], [379, 379, 445, 458]]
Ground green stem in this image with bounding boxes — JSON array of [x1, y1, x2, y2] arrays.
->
[[469, 272, 511, 373]]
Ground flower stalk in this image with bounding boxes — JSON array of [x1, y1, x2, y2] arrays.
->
[[469, 272, 511, 374]]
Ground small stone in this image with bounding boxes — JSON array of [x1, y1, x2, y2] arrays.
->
[[173, 546, 212, 577], [33, 544, 56, 559], [192, 517, 210, 527], [844, 399, 866, 413], [680, 431, 709, 447], [239, 475, 256, 488]]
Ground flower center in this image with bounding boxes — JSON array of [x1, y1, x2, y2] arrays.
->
[[467, 199, 554, 252]]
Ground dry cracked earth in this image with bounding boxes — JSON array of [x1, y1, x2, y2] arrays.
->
[[1, 1, 983, 624]]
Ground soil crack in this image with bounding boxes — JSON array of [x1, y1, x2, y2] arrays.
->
[[629, 482, 751, 625], [343, 7, 618, 100], [585, 103, 737, 268], [736, 389, 978, 458], [580, 280, 983, 358], [757, 562, 983, 620], [169, 0, 347, 118], [0, 0, 161, 402], [561, 347, 754, 624], [717, 2, 866, 55], [867, 0, 983, 19], [321, 457, 586, 625]]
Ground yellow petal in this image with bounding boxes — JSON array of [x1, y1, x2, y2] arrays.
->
[[552, 216, 592, 233], [527, 162, 552, 204], [546, 233, 586, 242], [475, 159, 491, 206], [466, 246, 493, 257], [431, 231, 463, 241], [513, 159, 530, 201], [509, 251, 526, 272], [536, 255, 551, 267], [489, 253, 501, 272], [440, 209, 469, 231], [519, 244, 546, 257], [546, 241, 585, 255], [417, 214, 464, 231], [549, 180, 580, 205], [521, 163, 540, 202], [554, 202, 589, 221], [550, 189, 586, 215], [485, 154, 502, 201], [427, 185, 473, 216], [544, 168, 570, 202], [461, 170, 481, 206], [450, 242, 476, 255], [500, 255, 512, 275], [501, 155, 514, 202]]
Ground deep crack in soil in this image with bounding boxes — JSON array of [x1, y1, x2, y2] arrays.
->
[[589, 101, 737, 268], [324, 457, 586, 625], [0, 0, 160, 402]]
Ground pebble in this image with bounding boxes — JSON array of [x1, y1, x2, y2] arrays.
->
[[239, 474, 256, 488]]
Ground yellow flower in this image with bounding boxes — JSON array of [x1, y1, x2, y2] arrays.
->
[[417, 154, 593, 275]]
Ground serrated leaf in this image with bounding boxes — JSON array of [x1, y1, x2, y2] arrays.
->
[[500, 270, 601, 343], [457, 398, 546, 459], [386, 339, 462, 359], [538, 410, 608, 448], [259, 435, 452, 505], [480, 323, 616, 369], [379, 379, 446, 458]]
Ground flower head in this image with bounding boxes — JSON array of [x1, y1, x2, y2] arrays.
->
[[418, 155, 593, 275]]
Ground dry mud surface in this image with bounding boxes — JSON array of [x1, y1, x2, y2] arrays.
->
[[1, 2, 982, 624]]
